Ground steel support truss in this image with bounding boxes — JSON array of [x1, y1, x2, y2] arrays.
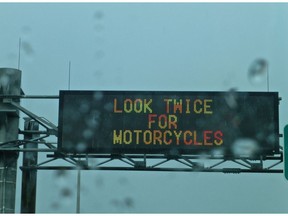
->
[[0, 94, 284, 174], [18, 152, 283, 173]]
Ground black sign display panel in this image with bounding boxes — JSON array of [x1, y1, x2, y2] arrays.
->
[[58, 91, 279, 157]]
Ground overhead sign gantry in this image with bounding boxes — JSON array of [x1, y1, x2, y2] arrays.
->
[[0, 68, 284, 214], [58, 91, 279, 158]]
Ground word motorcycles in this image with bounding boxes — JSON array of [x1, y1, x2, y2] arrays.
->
[[113, 130, 223, 146]]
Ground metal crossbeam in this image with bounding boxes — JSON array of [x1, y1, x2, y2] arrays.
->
[[1, 141, 281, 174], [14, 148, 283, 173], [20, 166, 283, 173], [0, 95, 59, 99], [1, 140, 282, 174]]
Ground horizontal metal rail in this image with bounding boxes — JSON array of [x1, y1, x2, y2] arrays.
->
[[20, 166, 283, 173], [19, 130, 48, 135], [46, 153, 283, 161], [0, 95, 59, 99], [0, 148, 57, 152]]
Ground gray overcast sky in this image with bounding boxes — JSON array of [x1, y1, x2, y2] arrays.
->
[[1, 2, 288, 213]]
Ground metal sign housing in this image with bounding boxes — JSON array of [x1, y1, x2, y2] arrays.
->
[[58, 91, 279, 158]]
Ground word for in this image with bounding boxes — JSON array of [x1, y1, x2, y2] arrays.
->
[[148, 114, 177, 129], [113, 98, 213, 114], [113, 130, 223, 146]]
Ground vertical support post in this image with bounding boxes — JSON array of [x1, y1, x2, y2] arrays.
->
[[266, 61, 269, 92], [284, 125, 288, 180], [20, 118, 39, 213], [76, 169, 81, 213], [0, 68, 21, 213]]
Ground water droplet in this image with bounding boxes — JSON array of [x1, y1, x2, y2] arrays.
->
[[232, 138, 259, 157], [93, 70, 103, 78], [7, 53, 17, 60], [224, 88, 238, 109], [24, 152, 36, 160], [94, 11, 104, 20], [94, 24, 105, 32], [118, 177, 128, 185], [0, 74, 10, 87], [197, 152, 209, 167], [95, 50, 105, 59], [54, 170, 68, 187], [76, 163, 85, 171], [104, 102, 113, 112], [63, 124, 72, 134], [256, 131, 265, 140], [50, 202, 60, 210], [123, 197, 134, 208], [267, 133, 277, 144], [21, 41, 34, 55], [21, 26, 31, 34], [85, 110, 101, 129], [95, 176, 104, 187], [86, 117, 99, 129], [110, 199, 120, 207], [87, 158, 98, 168], [79, 102, 90, 113], [93, 92, 103, 101], [63, 141, 73, 151], [268, 123, 275, 130], [211, 149, 224, 158], [76, 142, 87, 152], [110, 197, 135, 209], [248, 59, 268, 84], [83, 129, 94, 139], [60, 187, 74, 206], [168, 148, 179, 156], [55, 170, 68, 178], [94, 36, 105, 43], [60, 187, 72, 198]]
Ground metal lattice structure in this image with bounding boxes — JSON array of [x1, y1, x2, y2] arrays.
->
[[0, 92, 284, 214], [0, 94, 284, 174], [0, 65, 281, 214]]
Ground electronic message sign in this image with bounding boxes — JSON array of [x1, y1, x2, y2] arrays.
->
[[58, 91, 279, 157]]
